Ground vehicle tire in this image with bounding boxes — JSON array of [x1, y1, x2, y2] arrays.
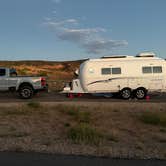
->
[[120, 88, 132, 99], [135, 88, 147, 99], [19, 86, 34, 99]]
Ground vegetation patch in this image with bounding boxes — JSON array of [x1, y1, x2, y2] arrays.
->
[[37, 70, 48, 76], [139, 112, 166, 127], [27, 101, 41, 109], [104, 134, 119, 142], [160, 128, 166, 133], [0, 102, 42, 116], [0, 107, 32, 116], [17, 68, 29, 75], [68, 123, 103, 146], [58, 105, 91, 123], [0, 126, 29, 138]]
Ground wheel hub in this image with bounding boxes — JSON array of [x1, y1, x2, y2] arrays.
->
[[122, 90, 130, 98], [22, 89, 31, 98], [136, 90, 145, 98]]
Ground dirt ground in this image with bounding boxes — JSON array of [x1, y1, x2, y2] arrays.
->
[[0, 102, 165, 159]]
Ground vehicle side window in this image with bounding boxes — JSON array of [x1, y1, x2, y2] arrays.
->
[[0, 69, 6, 76], [112, 68, 121, 74], [10, 69, 17, 77], [153, 66, 162, 73], [142, 67, 152, 74], [101, 68, 111, 75]]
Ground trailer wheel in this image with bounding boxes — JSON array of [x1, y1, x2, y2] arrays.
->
[[120, 88, 131, 99], [19, 86, 34, 99], [135, 88, 147, 99]]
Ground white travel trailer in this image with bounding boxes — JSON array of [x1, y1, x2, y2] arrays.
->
[[63, 52, 166, 99]]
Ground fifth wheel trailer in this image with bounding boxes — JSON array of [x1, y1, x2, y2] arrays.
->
[[63, 52, 166, 99]]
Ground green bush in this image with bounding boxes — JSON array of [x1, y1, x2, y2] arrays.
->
[[68, 124, 103, 145], [139, 112, 166, 127]]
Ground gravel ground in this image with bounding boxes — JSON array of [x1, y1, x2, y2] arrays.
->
[[0, 102, 165, 159]]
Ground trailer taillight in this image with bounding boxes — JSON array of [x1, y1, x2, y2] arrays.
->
[[41, 77, 46, 86]]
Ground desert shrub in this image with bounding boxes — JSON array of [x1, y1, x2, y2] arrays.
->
[[139, 112, 166, 127], [160, 128, 166, 133], [58, 105, 91, 123], [17, 68, 29, 75], [27, 101, 41, 109], [68, 124, 103, 145], [64, 123, 71, 127], [77, 111, 91, 123], [37, 70, 48, 76]]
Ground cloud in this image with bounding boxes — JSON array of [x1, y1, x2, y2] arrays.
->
[[44, 19, 128, 54], [45, 19, 78, 28], [52, 0, 62, 4], [43, 17, 52, 21], [57, 28, 106, 43], [83, 40, 128, 54], [52, 10, 57, 14]]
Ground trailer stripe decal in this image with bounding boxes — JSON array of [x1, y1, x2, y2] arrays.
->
[[87, 77, 121, 86], [87, 76, 160, 86]]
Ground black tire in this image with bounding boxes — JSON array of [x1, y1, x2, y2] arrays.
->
[[120, 88, 132, 99], [135, 88, 147, 99], [19, 86, 34, 99]]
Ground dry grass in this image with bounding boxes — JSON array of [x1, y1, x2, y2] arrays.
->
[[0, 102, 165, 159]]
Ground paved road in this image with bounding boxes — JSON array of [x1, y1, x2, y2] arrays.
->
[[0, 152, 165, 166], [0, 91, 166, 103]]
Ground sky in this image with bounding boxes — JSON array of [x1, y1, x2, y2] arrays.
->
[[0, 0, 166, 61]]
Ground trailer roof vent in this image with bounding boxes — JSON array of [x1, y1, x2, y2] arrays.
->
[[136, 52, 156, 57]]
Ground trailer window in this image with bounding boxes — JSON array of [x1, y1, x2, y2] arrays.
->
[[153, 66, 162, 73], [112, 68, 121, 74], [142, 67, 152, 74], [0, 69, 6, 76], [101, 68, 111, 75]]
